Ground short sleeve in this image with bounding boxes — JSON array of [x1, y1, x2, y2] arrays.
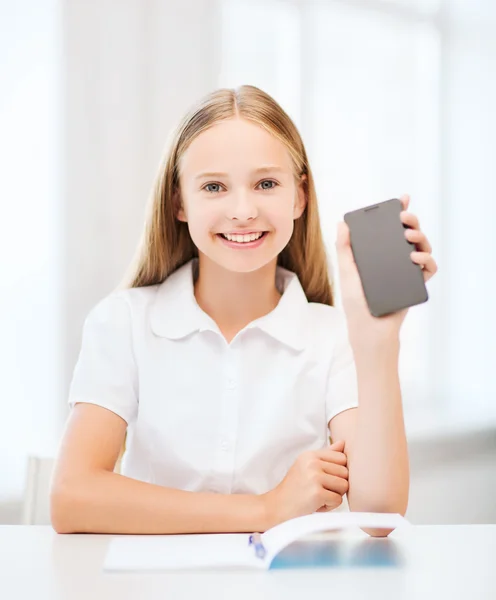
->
[[325, 311, 359, 425], [68, 293, 138, 424]]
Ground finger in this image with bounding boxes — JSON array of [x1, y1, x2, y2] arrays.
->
[[316, 491, 343, 512], [329, 439, 345, 450], [410, 251, 438, 280], [400, 211, 420, 231], [315, 448, 347, 467], [399, 194, 410, 212], [321, 473, 348, 494], [320, 475, 349, 498], [317, 500, 341, 513], [321, 461, 349, 480], [321, 473, 349, 496], [404, 227, 432, 254]]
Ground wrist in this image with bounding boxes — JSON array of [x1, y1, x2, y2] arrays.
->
[[351, 335, 400, 369], [258, 490, 279, 531], [348, 328, 400, 355], [354, 347, 401, 383]]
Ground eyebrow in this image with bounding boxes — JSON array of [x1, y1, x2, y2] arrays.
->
[[194, 166, 286, 181]]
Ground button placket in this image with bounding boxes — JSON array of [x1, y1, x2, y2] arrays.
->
[[212, 347, 239, 494]]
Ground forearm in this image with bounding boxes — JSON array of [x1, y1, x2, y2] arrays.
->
[[51, 470, 268, 534], [346, 337, 410, 518]]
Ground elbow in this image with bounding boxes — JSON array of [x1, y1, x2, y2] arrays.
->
[[50, 482, 84, 534], [50, 489, 75, 534], [363, 505, 408, 537], [360, 526, 395, 538], [351, 499, 409, 538]]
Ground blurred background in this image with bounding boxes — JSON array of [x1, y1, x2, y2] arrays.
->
[[1, 0, 495, 525]]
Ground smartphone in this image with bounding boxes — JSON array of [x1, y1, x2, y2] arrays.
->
[[343, 198, 428, 317]]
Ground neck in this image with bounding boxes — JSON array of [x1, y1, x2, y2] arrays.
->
[[194, 254, 281, 342]]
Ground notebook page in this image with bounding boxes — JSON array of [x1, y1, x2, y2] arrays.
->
[[262, 512, 410, 565], [104, 532, 263, 571]]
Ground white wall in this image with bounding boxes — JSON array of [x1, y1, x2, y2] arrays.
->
[[0, 0, 64, 508], [0, 0, 221, 517], [63, 0, 222, 391]]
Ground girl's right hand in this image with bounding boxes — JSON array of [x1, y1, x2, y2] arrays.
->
[[261, 440, 349, 528]]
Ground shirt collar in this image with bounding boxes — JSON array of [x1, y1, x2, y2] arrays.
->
[[150, 259, 309, 351]]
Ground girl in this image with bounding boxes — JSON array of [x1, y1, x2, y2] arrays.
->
[[50, 85, 437, 537]]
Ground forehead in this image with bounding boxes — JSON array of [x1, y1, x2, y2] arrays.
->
[[179, 118, 294, 176]]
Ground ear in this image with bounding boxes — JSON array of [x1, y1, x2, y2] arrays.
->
[[174, 191, 187, 222], [293, 174, 307, 219]]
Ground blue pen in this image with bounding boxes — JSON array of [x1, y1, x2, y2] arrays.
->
[[248, 532, 266, 559]]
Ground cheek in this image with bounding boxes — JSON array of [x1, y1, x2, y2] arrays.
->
[[185, 202, 221, 239], [275, 217, 295, 243], [266, 199, 296, 231]]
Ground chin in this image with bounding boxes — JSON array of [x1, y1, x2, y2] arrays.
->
[[210, 254, 277, 274]]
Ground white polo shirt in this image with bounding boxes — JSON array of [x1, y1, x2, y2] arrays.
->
[[68, 258, 359, 496]]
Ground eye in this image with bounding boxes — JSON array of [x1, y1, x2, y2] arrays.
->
[[203, 182, 224, 194], [257, 179, 278, 190]]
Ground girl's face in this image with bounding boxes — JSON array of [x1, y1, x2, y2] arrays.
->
[[177, 118, 306, 273]]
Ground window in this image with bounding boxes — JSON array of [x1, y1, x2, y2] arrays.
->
[[220, 0, 442, 410]]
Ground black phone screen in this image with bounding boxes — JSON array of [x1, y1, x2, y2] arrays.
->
[[344, 198, 428, 317]]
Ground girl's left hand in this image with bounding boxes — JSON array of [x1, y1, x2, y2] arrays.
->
[[336, 194, 438, 347]]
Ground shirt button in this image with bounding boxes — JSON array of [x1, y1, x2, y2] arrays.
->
[[220, 440, 229, 451], [226, 378, 236, 390]]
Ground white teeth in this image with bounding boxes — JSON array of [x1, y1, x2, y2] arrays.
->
[[223, 232, 264, 243]]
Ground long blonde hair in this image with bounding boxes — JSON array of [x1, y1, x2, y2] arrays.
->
[[123, 85, 333, 305]]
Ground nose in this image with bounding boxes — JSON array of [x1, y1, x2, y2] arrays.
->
[[227, 190, 258, 222]]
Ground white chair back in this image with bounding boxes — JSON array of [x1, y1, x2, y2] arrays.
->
[[22, 456, 55, 525]]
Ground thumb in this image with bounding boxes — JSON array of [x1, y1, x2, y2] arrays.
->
[[335, 222, 355, 271], [329, 439, 345, 450], [336, 221, 350, 249]]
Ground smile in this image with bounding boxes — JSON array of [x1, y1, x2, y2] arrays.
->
[[221, 231, 264, 243], [216, 231, 269, 249]]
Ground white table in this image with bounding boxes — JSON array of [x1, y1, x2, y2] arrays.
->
[[1, 525, 495, 600]]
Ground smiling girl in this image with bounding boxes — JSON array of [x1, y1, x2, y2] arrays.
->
[[50, 85, 437, 536]]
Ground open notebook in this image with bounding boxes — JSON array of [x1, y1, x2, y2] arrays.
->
[[104, 512, 410, 571]]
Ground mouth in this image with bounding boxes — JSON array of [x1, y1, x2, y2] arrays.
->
[[216, 231, 269, 249], [220, 231, 265, 242]]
